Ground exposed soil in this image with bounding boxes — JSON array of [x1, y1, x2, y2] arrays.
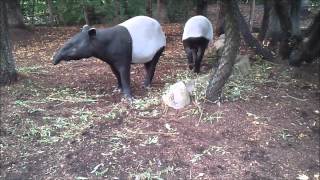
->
[[1, 5, 320, 180]]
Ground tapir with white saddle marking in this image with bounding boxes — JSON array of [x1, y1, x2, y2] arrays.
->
[[182, 15, 213, 73], [53, 16, 166, 98]]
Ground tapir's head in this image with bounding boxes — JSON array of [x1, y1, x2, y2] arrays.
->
[[53, 25, 96, 65]]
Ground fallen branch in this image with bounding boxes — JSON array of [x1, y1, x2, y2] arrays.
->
[[282, 94, 307, 101], [126, 129, 178, 136]]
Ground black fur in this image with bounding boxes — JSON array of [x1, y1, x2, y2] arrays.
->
[[183, 37, 209, 73]]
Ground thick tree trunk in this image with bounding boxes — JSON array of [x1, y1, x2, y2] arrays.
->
[[46, 0, 55, 26], [258, 0, 271, 41], [215, 0, 226, 37], [248, 0, 256, 31], [236, 2, 274, 60], [146, 0, 153, 17], [0, 0, 18, 86], [6, 0, 26, 28], [206, 0, 240, 102], [196, 0, 208, 16]]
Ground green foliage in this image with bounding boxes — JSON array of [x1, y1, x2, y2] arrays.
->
[[167, 0, 194, 22]]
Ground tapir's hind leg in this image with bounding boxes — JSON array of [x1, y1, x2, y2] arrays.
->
[[143, 47, 165, 88], [194, 46, 205, 73]]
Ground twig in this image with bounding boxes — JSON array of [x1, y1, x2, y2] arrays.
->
[[126, 129, 178, 136], [282, 94, 307, 101]]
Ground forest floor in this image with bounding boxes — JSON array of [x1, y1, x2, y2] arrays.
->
[[1, 6, 320, 180]]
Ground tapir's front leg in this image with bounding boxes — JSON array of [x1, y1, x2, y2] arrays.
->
[[109, 64, 122, 90], [117, 64, 132, 98]]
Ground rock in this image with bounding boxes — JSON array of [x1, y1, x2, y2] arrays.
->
[[162, 81, 191, 109], [234, 55, 251, 76]]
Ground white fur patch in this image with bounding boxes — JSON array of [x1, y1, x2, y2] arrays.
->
[[119, 16, 166, 64], [182, 15, 213, 41]]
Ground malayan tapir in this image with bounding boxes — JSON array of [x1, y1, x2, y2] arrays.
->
[[182, 15, 213, 73], [53, 16, 166, 98]]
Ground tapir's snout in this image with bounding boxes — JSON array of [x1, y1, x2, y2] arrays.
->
[[52, 50, 62, 65]]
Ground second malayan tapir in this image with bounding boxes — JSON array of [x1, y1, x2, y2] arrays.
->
[[182, 15, 213, 73], [53, 16, 166, 98]]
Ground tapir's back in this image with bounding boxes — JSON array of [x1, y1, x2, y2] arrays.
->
[[182, 16, 213, 41], [120, 16, 166, 64]]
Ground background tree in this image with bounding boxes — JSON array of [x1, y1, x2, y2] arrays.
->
[[1, 0, 18, 86], [248, 0, 256, 31], [258, 0, 271, 41], [6, 0, 26, 28], [146, 0, 153, 17], [196, 0, 208, 16], [236, 1, 274, 60], [206, 0, 240, 101], [46, 0, 56, 26], [215, 0, 226, 37]]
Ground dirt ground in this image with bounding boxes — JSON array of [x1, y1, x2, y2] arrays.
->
[[1, 5, 320, 180]]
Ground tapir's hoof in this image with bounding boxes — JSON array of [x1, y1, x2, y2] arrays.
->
[[143, 84, 152, 90], [121, 94, 133, 103], [188, 64, 194, 70], [112, 87, 122, 93]]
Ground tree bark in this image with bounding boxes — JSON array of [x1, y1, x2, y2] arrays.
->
[[156, 0, 168, 23], [6, 0, 26, 28], [236, 2, 274, 60], [46, 0, 55, 26], [196, 0, 208, 16], [206, 0, 240, 102], [83, 5, 91, 25], [215, 0, 226, 37], [0, 0, 18, 86], [146, 0, 153, 17], [248, 0, 256, 31], [273, 0, 292, 59], [290, 0, 302, 36], [123, 0, 130, 18], [258, 0, 271, 41]]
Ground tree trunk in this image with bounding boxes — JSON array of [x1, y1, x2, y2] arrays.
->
[[258, 0, 271, 41], [124, 0, 130, 18], [196, 0, 208, 16], [0, 0, 18, 86], [114, 0, 121, 22], [273, 0, 292, 59], [236, 2, 274, 60], [156, 0, 168, 23], [290, 0, 302, 36], [248, 0, 256, 31], [46, 0, 55, 26], [6, 0, 26, 28], [146, 0, 153, 17], [83, 5, 91, 25], [31, 0, 36, 25], [215, 0, 226, 37], [206, 0, 240, 102]]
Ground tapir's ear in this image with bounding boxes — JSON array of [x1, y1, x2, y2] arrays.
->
[[88, 28, 96, 37], [81, 24, 90, 32]]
